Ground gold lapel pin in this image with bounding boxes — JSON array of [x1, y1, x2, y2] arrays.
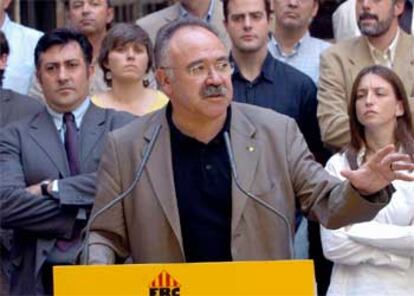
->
[[247, 146, 255, 152]]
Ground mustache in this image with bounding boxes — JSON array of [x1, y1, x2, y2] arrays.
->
[[201, 85, 228, 97], [359, 12, 378, 21]]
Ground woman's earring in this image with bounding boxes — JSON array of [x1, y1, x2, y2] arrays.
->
[[143, 73, 150, 87]]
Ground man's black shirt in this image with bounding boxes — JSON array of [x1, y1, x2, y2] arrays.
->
[[167, 104, 232, 262]]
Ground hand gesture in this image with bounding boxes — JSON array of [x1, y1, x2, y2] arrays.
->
[[341, 145, 414, 195]]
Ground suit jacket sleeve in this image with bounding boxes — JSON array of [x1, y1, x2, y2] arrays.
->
[[317, 49, 351, 149], [0, 128, 75, 238], [285, 119, 391, 228]]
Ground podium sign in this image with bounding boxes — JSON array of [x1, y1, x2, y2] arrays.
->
[[54, 260, 315, 295]]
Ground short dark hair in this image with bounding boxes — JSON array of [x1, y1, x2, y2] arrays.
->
[[34, 28, 93, 69], [99, 23, 154, 87], [222, 0, 272, 21], [64, 0, 112, 8], [346, 65, 414, 168], [154, 17, 220, 68], [0, 30, 9, 56]]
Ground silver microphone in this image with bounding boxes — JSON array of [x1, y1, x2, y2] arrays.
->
[[224, 131, 294, 258], [80, 124, 162, 264]]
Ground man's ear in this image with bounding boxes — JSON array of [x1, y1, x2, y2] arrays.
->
[[106, 7, 114, 25], [155, 68, 173, 96], [0, 53, 7, 70]]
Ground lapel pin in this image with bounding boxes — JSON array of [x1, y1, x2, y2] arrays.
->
[[247, 146, 255, 152]]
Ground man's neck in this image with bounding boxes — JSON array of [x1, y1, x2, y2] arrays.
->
[[273, 25, 307, 54], [232, 45, 268, 82], [0, 13, 6, 28], [181, 1, 211, 18], [87, 31, 106, 61], [172, 109, 227, 144], [366, 22, 399, 52]]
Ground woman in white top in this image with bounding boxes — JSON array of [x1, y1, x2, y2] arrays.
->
[[321, 65, 414, 295]]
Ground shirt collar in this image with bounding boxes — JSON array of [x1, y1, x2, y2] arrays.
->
[[268, 31, 310, 58], [166, 101, 231, 146], [46, 97, 91, 131], [1, 14, 11, 31], [367, 28, 400, 67], [179, 0, 215, 23], [231, 52, 275, 83]]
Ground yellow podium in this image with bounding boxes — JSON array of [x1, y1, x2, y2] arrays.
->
[[54, 260, 315, 295]]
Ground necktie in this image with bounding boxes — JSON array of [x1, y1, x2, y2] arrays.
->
[[63, 112, 80, 176], [399, 0, 413, 34], [56, 113, 81, 252]]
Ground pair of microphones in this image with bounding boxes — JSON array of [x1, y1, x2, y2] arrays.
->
[[81, 126, 294, 264]]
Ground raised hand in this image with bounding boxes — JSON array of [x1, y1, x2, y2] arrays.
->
[[341, 145, 414, 195]]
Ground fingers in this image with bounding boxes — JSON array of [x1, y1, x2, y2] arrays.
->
[[391, 161, 414, 172], [393, 172, 414, 182], [381, 153, 412, 168], [370, 144, 395, 163], [340, 169, 352, 179]]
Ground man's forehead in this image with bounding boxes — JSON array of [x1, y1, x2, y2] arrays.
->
[[169, 27, 226, 62], [40, 42, 83, 63]]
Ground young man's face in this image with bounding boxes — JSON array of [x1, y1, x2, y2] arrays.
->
[[224, 0, 270, 53]]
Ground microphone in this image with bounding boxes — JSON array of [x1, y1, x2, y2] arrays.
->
[[80, 124, 162, 264], [223, 132, 294, 259]]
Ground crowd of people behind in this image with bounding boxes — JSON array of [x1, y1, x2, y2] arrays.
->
[[1, 0, 413, 295]]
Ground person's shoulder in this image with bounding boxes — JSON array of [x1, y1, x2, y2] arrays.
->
[[307, 36, 331, 51], [233, 102, 295, 127], [272, 58, 315, 88], [8, 20, 43, 42], [136, 4, 178, 27], [109, 107, 164, 140], [95, 104, 137, 128], [322, 36, 363, 57]]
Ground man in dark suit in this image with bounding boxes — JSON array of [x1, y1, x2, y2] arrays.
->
[[0, 29, 43, 296], [87, 19, 414, 266], [0, 28, 134, 295]]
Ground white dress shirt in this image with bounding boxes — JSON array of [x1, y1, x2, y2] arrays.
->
[[1, 14, 43, 95], [321, 151, 414, 296]]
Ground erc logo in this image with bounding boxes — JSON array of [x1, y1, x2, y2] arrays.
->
[[149, 270, 181, 296]]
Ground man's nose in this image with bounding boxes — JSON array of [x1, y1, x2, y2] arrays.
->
[[57, 67, 69, 82], [206, 67, 225, 85], [243, 15, 252, 29], [82, 3, 92, 14]]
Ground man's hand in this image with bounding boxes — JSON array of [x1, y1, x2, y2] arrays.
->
[[341, 145, 414, 195], [25, 183, 42, 196], [25, 180, 52, 196]]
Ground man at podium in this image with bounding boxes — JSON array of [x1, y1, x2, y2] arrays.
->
[[87, 17, 414, 264]]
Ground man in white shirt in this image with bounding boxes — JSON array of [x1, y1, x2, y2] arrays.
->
[[0, 0, 42, 95]]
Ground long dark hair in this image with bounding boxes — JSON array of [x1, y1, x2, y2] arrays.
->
[[346, 65, 414, 169]]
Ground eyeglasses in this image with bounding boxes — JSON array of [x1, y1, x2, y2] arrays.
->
[[161, 60, 234, 78]]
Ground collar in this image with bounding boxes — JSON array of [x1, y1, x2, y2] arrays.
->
[[367, 28, 400, 67], [179, 0, 215, 23], [166, 102, 231, 146], [1, 14, 11, 31], [46, 97, 91, 131], [356, 144, 403, 166], [231, 52, 275, 83], [268, 31, 310, 58]]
